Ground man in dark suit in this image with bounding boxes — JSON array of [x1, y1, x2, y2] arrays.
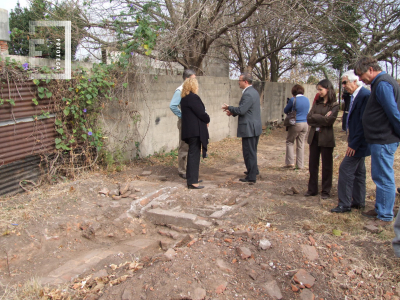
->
[[331, 70, 371, 213], [222, 73, 262, 183]]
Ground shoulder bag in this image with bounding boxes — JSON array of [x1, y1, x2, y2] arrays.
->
[[284, 96, 297, 127]]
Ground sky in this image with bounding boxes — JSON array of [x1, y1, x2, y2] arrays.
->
[[1, 0, 29, 14]]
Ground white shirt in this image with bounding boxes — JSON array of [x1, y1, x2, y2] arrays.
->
[[242, 85, 252, 94], [351, 86, 362, 101]]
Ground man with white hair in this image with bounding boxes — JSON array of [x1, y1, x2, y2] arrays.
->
[[331, 70, 371, 213]]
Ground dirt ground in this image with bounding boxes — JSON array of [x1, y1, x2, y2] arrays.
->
[[1, 115, 400, 300]]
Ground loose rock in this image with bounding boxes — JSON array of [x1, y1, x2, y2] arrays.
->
[[98, 188, 110, 195], [121, 287, 134, 300], [215, 281, 228, 294], [120, 182, 130, 195], [265, 280, 283, 299], [216, 258, 233, 273], [300, 289, 315, 300], [121, 190, 131, 198], [363, 224, 382, 234], [259, 239, 272, 250], [236, 247, 252, 259], [164, 248, 176, 261], [291, 186, 300, 194], [301, 245, 319, 261], [293, 269, 315, 287], [192, 287, 206, 300]]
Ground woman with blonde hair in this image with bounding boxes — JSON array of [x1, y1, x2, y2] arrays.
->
[[181, 77, 210, 189]]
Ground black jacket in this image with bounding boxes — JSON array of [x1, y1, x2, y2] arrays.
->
[[181, 92, 210, 157]]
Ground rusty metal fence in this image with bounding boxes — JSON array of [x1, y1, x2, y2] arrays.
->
[[0, 81, 56, 196]]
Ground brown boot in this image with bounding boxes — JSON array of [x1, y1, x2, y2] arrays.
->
[[362, 209, 378, 218], [374, 219, 393, 228]]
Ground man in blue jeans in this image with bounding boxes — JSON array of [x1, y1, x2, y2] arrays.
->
[[354, 57, 400, 227]]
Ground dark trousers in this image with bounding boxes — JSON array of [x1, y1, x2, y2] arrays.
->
[[186, 137, 201, 185], [338, 155, 366, 208], [308, 132, 334, 196], [342, 112, 348, 131], [242, 136, 259, 181]]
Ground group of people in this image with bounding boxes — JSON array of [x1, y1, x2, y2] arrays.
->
[[169, 57, 400, 256], [169, 71, 261, 189]]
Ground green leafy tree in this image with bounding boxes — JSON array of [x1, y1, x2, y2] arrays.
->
[[8, 0, 83, 60]]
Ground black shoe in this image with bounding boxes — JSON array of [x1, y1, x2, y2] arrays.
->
[[239, 178, 256, 183], [198, 180, 203, 183], [179, 174, 186, 179], [397, 187, 400, 194], [304, 192, 317, 197], [351, 204, 365, 209], [244, 171, 260, 175], [321, 194, 330, 199], [188, 184, 204, 189], [331, 206, 351, 213]]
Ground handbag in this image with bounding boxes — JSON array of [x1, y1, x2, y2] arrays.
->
[[284, 96, 297, 127]]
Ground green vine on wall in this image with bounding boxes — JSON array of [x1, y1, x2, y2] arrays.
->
[[0, 56, 137, 176], [39, 63, 119, 152]]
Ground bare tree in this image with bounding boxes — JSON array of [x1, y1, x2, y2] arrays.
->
[[221, 0, 315, 81], [68, 0, 275, 73]]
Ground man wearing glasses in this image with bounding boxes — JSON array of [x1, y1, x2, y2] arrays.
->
[[354, 57, 400, 229], [221, 73, 262, 183], [331, 70, 370, 214]]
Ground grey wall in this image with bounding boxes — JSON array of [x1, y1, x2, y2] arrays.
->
[[0, 9, 10, 42], [100, 75, 315, 159], [0, 51, 316, 159], [262, 82, 316, 124]]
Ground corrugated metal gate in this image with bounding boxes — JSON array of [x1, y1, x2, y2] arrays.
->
[[0, 81, 56, 196]]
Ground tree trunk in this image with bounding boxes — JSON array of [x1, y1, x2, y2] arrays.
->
[[269, 53, 279, 82], [338, 68, 343, 109]]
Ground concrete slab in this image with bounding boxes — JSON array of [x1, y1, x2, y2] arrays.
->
[[123, 238, 160, 251], [40, 239, 161, 286], [145, 208, 212, 230]]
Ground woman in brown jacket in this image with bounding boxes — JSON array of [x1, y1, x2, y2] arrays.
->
[[305, 79, 339, 199]]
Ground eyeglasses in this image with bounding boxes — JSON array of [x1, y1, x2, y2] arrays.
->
[[341, 81, 348, 85], [238, 80, 246, 82]]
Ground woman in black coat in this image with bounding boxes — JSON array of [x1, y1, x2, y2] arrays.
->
[[181, 77, 210, 189]]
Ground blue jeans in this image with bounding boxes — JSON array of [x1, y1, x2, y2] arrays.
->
[[370, 142, 399, 221]]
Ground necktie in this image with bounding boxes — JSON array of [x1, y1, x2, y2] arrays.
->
[[346, 95, 354, 133]]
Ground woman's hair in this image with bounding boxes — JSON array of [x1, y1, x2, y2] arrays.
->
[[291, 84, 304, 96], [181, 77, 199, 98], [316, 79, 336, 104]]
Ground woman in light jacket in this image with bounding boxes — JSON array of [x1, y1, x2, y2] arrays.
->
[[284, 84, 310, 169], [181, 77, 210, 189], [305, 79, 339, 199]]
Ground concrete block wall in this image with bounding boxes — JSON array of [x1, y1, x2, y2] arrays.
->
[[197, 76, 231, 142], [131, 75, 235, 158], [262, 82, 316, 124], [100, 76, 316, 159]]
